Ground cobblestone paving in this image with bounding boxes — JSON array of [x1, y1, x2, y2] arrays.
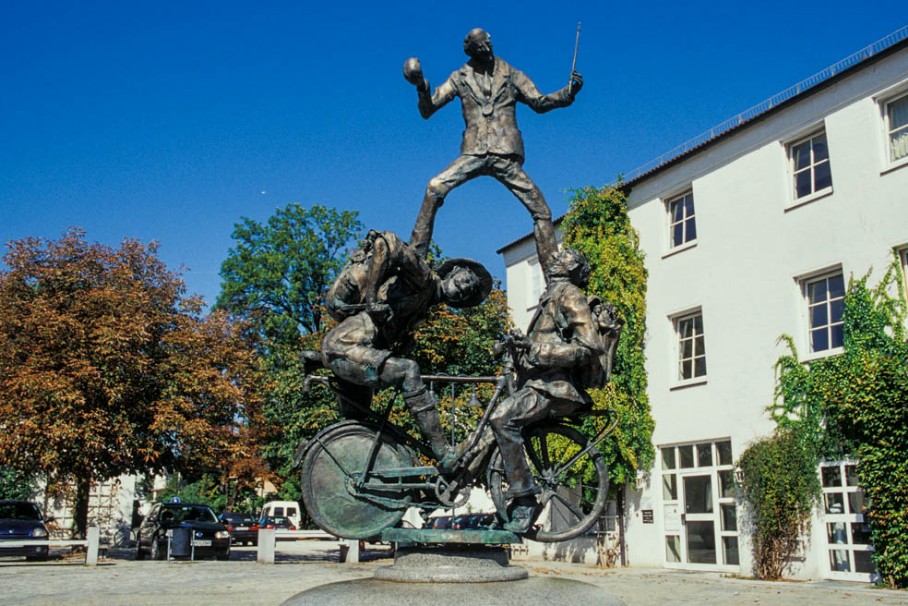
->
[[0, 543, 905, 606]]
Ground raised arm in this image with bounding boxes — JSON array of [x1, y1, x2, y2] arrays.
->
[[512, 69, 583, 114], [403, 57, 457, 119]]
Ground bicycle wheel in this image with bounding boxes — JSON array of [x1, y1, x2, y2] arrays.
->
[[300, 422, 415, 539], [488, 423, 609, 542]]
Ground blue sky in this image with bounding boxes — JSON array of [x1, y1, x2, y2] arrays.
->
[[2, 1, 905, 306]]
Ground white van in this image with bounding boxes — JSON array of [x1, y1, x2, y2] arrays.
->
[[259, 501, 301, 529]]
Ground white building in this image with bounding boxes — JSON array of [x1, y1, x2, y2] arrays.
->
[[499, 27, 908, 581]]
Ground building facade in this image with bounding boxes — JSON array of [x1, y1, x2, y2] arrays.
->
[[499, 29, 908, 581]]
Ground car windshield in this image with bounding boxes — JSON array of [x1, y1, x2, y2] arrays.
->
[[0, 502, 41, 521], [223, 514, 255, 524], [161, 505, 218, 524]]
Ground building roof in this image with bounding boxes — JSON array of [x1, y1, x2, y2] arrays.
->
[[616, 25, 908, 190], [497, 25, 908, 256], [495, 216, 562, 255]]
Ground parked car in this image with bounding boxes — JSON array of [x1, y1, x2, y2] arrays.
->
[[259, 501, 301, 529], [452, 513, 497, 530], [428, 515, 453, 530], [218, 512, 259, 546], [259, 516, 296, 539], [0, 500, 50, 561], [136, 500, 230, 561]]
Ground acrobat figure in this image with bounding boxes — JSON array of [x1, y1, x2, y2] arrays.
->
[[404, 27, 583, 270], [321, 230, 493, 465]]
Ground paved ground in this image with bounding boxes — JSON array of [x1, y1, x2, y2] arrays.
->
[[0, 541, 905, 606]]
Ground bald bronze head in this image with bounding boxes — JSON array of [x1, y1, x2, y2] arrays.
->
[[463, 28, 493, 63]]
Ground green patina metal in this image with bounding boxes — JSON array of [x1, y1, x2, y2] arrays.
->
[[382, 528, 521, 545]]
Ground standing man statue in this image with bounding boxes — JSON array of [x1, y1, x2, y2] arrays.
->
[[404, 27, 583, 270]]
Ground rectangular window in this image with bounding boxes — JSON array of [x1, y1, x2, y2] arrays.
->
[[803, 273, 845, 353], [668, 191, 696, 248], [675, 312, 706, 380], [886, 94, 908, 163], [790, 131, 832, 199], [901, 248, 908, 301]]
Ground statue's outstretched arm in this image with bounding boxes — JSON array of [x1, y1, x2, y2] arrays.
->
[[513, 68, 581, 114], [417, 74, 457, 119]]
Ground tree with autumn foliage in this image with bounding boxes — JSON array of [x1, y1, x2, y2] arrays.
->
[[0, 229, 264, 538]]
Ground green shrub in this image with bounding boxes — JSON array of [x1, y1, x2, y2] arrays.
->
[[736, 431, 820, 579]]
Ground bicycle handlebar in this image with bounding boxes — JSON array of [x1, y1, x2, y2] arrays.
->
[[419, 374, 499, 384]]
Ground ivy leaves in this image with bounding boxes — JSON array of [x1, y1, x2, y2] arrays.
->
[[562, 185, 655, 489]]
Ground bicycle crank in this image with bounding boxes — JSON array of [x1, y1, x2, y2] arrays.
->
[[434, 477, 471, 508]]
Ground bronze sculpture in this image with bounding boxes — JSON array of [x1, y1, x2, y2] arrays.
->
[[404, 28, 583, 269], [321, 229, 492, 462], [489, 248, 620, 532], [296, 28, 621, 543], [300, 245, 618, 540]]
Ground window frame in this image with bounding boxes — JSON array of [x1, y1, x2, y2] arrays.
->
[[786, 128, 833, 206], [671, 308, 707, 387], [526, 257, 544, 313], [819, 460, 878, 582], [878, 85, 908, 173], [900, 247, 908, 303], [798, 269, 845, 359], [665, 189, 697, 253], [660, 440, 738, 570]]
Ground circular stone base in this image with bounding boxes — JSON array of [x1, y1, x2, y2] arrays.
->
[[281, 577, 626, 606], [375, 546, 527, 583]]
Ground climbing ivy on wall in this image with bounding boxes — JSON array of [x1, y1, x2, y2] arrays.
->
[[561, 185, 655, 490], [736, 430, 820, 580], [753, 260, 908, 587]]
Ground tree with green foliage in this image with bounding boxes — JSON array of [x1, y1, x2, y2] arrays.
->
[[217, 203, 363, 344], [0, 467, 35, 501], [216, 202, 512, 500], [216, 203, 363, 499], [560, 185, 656, 490], [0, 229, 264, 538]]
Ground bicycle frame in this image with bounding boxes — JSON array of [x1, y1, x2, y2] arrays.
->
[[304, 372, 506, 507], [304, 368, 619, 514]]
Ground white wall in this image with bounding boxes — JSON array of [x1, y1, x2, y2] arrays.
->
[[500, 43, 908, 580], [501, 235, 550, 333], [623, 45, 908, 578]]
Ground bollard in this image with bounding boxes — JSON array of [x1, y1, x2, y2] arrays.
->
[[339, 539, 360, 563], [86, 527, 100, 566], [257, 528, 276, 564]]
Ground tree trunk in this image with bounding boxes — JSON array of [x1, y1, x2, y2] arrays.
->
[[617, 487, 628, 566], [72, 474, 91, 540]]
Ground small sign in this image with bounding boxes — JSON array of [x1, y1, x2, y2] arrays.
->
[[170, 496, 182, 503], [642, 510, 654, 524]]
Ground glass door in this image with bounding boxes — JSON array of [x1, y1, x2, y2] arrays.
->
[[820, 461, 877, 582], [661, 440, 738, 571], [682, 474, 716, 564]]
